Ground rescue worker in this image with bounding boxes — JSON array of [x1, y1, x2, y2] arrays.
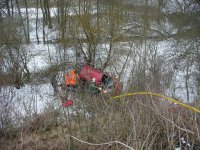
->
[[65, 69, 79, 89], [89, 78, 100, 94]]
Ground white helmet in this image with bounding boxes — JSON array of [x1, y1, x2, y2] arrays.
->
[[92, 78, 96, 82]]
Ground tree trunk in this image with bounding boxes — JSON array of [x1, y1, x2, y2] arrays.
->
[[24, 0, 30, 43], [16, 0, 29, 44], [40, 0, 46, 43], [36, 0, 40, 44], [185, 57, 190, 102], [6, 0, 10, 17]]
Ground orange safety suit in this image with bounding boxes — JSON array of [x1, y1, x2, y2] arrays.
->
[[65, 69, 78, 86]]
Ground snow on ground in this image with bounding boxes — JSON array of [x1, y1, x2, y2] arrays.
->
[[171, 70, 197, 102], [2, 7, 97, 19], [24, 43, 57, 72], [13, 83, 59, 116], [0, 83, 61, 126], [1, 6, 197, 118]]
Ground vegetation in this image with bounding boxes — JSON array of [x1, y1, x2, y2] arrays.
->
[[0, 0, 200, 149]]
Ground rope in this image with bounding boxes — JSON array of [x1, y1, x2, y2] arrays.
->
[[58, 92, 199, 149], [66, 134, 134, 150], [112, 92, 200, 114]]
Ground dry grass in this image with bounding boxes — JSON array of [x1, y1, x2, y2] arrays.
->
[[0, 93, 200, 150]]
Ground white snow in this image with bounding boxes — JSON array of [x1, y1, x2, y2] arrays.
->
[[1, 5, 198, 121], [25, 43, 57, 72], [12, 83, 57, 116]]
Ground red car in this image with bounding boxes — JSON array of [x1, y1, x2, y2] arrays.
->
[[79, 65, 122, 95]]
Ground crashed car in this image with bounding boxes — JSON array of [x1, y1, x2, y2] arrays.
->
[[79, 64, 122, 95]]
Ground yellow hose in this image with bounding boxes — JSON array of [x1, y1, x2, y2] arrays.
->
[[112, 92, 200, 114]]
